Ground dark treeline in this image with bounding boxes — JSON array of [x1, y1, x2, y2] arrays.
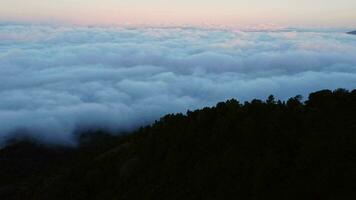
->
[[1, 89, 356, 200]]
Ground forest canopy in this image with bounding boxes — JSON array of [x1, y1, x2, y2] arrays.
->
[[1, 88, 356, 200]]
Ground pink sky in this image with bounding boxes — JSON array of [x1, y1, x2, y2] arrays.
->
[[1, 0, 356, 27]]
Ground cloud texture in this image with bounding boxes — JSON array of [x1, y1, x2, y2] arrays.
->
[[1, 24, 356, 145]]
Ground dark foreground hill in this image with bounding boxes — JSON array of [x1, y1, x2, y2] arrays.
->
[[1, 89, 356, 200], [347, 31, 356, 35]]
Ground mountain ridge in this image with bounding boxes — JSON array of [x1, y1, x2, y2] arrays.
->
[[1, 88, 356, 200]]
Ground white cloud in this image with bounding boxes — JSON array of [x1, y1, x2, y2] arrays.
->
[[0, 25, 356, 145]]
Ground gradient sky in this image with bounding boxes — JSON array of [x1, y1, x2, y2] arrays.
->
[[1, 0, 356, 27]]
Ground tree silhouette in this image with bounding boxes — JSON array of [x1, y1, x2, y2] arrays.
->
[[1, 89, 356, 200]]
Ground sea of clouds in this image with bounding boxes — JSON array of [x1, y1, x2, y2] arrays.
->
[[1, 24, 356, 145]]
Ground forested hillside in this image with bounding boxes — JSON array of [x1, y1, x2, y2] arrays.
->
[[1, 89, 356, 200]]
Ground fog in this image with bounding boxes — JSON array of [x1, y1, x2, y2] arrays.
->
[[1, 24, 356, 145]]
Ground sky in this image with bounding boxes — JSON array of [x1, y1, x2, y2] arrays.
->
[[1, 0, 356, 27], [0, 1, 356, 145]]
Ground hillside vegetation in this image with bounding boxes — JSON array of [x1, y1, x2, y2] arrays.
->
[[1, 89, 356, 200]]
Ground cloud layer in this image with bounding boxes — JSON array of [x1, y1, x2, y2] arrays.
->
[[1, 25, 356, 145]]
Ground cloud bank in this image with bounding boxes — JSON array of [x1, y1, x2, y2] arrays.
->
[[1, 24, 356, 145]]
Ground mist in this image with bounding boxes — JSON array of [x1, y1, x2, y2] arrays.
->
[[1, 24, 356, 145]]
